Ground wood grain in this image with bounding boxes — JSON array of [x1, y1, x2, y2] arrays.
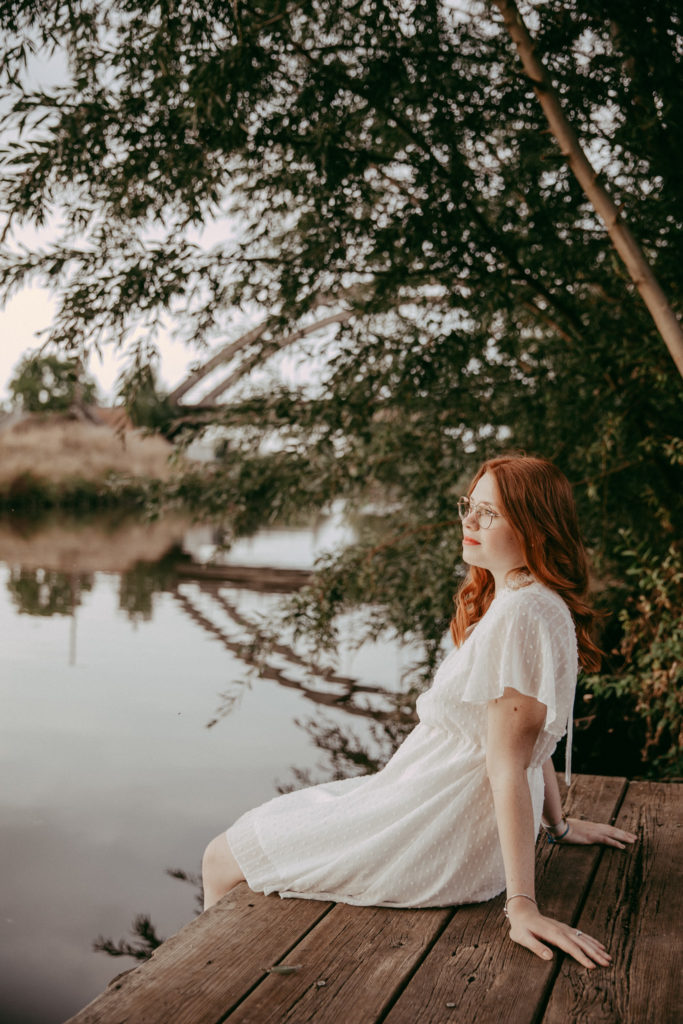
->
[[64, 886, 332, 1024], [226, 902, 451, 1024], [542, 780, 683, 1024], [382, 775, 627, 1024], [63, 778, 682, 1024]]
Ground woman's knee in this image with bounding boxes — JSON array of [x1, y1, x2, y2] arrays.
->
[[202, 834, 245, 906]]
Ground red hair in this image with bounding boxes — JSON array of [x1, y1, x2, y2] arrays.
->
[[451, 455, 602, 671]]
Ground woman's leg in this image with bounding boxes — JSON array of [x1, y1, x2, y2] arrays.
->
[[202, 834, 246, 910]]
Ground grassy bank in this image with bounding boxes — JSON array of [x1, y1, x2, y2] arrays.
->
[[0, 415, 179, 512]]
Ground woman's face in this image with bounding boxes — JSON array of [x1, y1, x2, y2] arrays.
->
[[461, 471, 526, 590]]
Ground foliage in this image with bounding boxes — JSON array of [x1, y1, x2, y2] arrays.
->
[[0, 1, 681, 772], [9, 353, 98, 413], [0, 470, 155, 513], [116, 359, 176, 432], [581, 538, 683, 778]]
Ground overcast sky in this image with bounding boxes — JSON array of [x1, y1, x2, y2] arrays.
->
[[0, 41, 211, 405]]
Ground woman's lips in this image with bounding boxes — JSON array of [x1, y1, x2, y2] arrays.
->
[[463, 537, 481, 546]]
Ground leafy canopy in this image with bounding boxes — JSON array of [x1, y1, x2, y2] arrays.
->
[[0, 1, 681, 769]]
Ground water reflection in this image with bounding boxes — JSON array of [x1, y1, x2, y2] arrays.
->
[[174, 581, 415, 730], [1, 510, 425, 1023], [119, 551, 181, 623], [8, 567, 93, 617], [0, 511, 190, 573]]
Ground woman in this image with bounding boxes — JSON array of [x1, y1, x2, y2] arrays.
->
[[202, 455, 636, 968]]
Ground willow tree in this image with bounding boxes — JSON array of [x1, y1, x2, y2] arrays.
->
[[1, 0, 681, 773]]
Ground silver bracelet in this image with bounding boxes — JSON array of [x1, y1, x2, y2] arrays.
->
[[541, 817, 567, 835], [504, 893, 537, 918]]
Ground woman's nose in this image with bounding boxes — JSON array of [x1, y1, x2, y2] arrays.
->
[[463, 509, 480, 529]]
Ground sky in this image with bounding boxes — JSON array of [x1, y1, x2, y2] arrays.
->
[[0, 284, 204, 404], [0, 39, 211, 406]]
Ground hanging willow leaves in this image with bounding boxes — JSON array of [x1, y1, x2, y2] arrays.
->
[[0, 1, 680, 773]]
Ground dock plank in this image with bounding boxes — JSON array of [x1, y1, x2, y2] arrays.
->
[[543, 780, 683, 1024], [66, 891, 333, 1024], [382, 775, 627, 1024], [64, 776, 681, 1024], [227, 903, 451, 1024]]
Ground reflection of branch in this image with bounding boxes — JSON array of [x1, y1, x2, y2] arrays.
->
[[173, 589, 412, 727], [94, 869, 203, 964], [213, 589, 359, 689], [278, 714, 414, 794], [206, 682, 249, 729], [166, 867, 203, 916], [94, 915, 164, 961], [174, 562, 312, 591]]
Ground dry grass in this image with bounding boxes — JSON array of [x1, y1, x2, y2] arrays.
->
[[0, 416, 177, 485]]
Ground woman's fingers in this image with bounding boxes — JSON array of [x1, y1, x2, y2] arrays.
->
[[600, 827, 637, 849], [545, 927, 603, 969], [565, 819, 638, 847], [512, 917, 613, 969], [523, 935, 554, 961], [571, 930, 612, 968]]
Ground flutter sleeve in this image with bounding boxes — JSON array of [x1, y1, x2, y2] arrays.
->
[[460, 589, 578, 742]]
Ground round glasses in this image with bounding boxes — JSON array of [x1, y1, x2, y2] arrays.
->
[[457, 497, 504, 530]]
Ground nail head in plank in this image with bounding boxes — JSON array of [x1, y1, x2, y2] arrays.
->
[[227, 902, 451, 1024], [65, 886, 332, 1024]]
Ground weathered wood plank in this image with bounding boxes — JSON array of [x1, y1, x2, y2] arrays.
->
[[542, 780, 683, 1024], [65, 888, 332, 1024], [226, 902, 452, 1024], [382, 774, 627, 1024]]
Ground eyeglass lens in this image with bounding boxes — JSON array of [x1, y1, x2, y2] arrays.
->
[[457, 498, 493, 528]]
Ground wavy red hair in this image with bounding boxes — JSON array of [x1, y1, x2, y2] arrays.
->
[[450, 455, 602, 671]]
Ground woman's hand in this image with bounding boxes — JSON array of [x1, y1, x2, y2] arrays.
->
[[560, 817, 638, 849], [506, 900, 611, 968]]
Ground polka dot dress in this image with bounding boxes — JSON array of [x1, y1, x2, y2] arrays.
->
[[226, 581, 578, 908]]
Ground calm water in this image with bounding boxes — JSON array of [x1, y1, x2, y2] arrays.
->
[[0, 512, 422, 1024]]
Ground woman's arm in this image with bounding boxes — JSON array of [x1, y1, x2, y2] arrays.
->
[[486, 689, 543, 906], [541, 758, 637, 849], [487, 690, 611, 968], [541, 758, 563, 826]]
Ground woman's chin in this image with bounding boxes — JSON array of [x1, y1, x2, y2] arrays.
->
[[461, 546, 483, 566]]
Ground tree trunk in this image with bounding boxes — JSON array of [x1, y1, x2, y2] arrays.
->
[[493, 0, 683, 379]]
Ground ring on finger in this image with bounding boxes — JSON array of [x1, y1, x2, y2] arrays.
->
[[575, 930, 583, 937]]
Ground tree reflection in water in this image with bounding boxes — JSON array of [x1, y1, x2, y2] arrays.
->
[[7, 567, 93, 616], [3, 545, 422, 965], [94, 710, 416, 963], [279, 712, 415, 793], [118, 548, 182, 622], [92, 567, 421, 964]]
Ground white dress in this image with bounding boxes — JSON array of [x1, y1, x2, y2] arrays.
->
[[226, 581, 578, 908]]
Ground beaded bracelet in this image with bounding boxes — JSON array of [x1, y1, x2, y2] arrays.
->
[[542, 819, 571, 844]]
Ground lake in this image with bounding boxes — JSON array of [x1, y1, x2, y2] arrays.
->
[[0, 509, 424, 1024]]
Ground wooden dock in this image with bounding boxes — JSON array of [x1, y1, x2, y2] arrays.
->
[[66, 775, 681, 1024]]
